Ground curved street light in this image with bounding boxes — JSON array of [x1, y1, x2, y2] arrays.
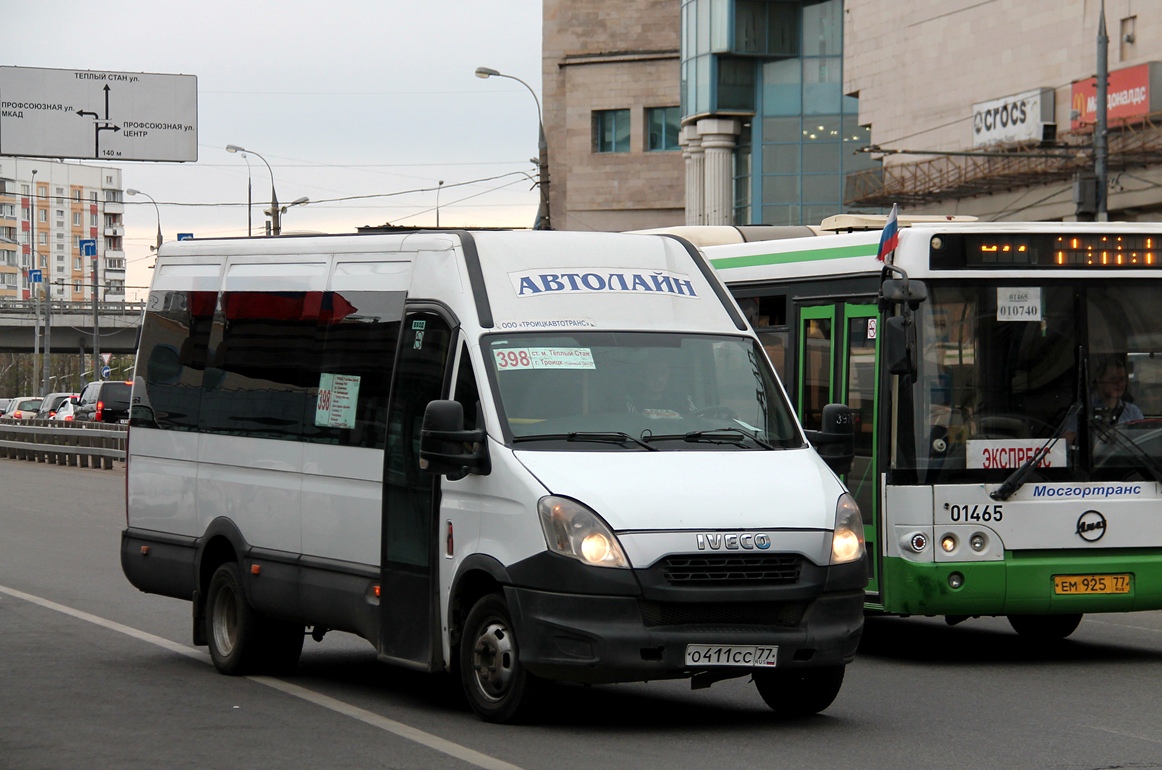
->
[[226, 144, 282, 235], [475, 66, 550, 230], [126, 188, 163, 250]]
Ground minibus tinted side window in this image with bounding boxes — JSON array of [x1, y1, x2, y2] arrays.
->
[[197, 290, 403, 446], [133, 290, 216, 430], [304, 291, 403, 449], [199, 291, 314, 439]]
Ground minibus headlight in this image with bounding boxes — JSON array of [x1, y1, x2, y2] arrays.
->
[[538, 496, 629, 569], [830, 493, 865, 565]]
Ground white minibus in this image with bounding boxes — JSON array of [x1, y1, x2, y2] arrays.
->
[[122, 229, 865, 722]]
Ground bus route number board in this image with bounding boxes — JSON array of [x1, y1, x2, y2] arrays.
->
[[1053, 573, 1132, 595], [685, 644, 778, 667]]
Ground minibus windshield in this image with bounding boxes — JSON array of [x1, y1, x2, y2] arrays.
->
[[485, 331, 803, 450]]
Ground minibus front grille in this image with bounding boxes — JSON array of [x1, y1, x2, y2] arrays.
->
[[659, 554, 802, 586], [638, 600, 807, 629]]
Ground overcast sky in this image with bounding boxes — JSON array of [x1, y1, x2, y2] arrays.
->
[[5, 0, 544, 296]]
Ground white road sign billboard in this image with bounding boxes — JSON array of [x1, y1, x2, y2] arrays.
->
[[0, 66, 197, 162]]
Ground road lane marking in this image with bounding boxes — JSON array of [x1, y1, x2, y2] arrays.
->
[[1085, 725, 1162, 745], [0, 584, 524, 770]]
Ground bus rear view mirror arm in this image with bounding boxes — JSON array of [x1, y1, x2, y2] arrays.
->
[[420, 400, 491, 478], [805, 403, 855, 476]]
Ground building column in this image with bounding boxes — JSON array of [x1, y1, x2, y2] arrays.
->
[[698, 118, 739, 226], [680, 124, 705, 225]]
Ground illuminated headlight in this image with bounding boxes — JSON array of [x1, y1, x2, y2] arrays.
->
[[941, 535, 957, 553], [830, 493, 865, 565], [538, 496, 628, 568]]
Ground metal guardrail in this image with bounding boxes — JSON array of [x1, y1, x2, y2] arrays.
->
[[0, 299, 146, 316], [0, 418, 126, 469]]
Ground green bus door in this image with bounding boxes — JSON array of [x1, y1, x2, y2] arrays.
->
[[798, 303, 881, 597]]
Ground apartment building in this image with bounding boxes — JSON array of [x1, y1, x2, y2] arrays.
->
[[0, 158, 125, 302]]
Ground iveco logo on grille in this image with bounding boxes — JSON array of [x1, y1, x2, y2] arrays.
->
[[696, 533, 772, 550]]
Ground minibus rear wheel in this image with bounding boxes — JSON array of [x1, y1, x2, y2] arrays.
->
[[753, 665, 845, 717], [459, 593, 540, 723], [206, 562, 262, 675], [206, 562, 304, 675]]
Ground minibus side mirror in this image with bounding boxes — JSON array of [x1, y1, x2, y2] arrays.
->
[[805, 403, 855, 477], [419, 400, 490, 480], [884, 314, 917, 376]]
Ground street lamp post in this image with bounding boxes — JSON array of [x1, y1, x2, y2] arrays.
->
[[30, 168, 42, 395], [126, 189, 164, 250], [269, 197, 309, 231], [226, 144, 280, 235], [436, 180, 444, 227], [475, 66, 550, 230]]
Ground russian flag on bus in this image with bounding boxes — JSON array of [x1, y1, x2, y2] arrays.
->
[[876, 203, 899, 263]]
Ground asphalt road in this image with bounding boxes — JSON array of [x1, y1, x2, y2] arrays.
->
[[2, 458, 1161, 770]]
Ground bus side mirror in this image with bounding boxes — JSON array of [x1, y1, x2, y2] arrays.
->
[[885, 314, 917, 376], [805, 403, 855, 476], [419, 400, 490, 479], [880, 278, 927, 309]]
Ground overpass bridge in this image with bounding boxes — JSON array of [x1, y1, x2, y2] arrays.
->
[[0, 299, 143, 354]]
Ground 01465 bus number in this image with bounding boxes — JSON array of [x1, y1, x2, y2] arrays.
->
[[946, 503, 1003, 522]]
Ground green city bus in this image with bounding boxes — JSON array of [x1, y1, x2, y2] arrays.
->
[[691, 216, 1162, 639]]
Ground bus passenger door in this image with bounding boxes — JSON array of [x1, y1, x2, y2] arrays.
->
[[379, 309, 453, 670], [798, 302, 881, 597], [840, 304, 880, 597], [797, 305, 836, 431]]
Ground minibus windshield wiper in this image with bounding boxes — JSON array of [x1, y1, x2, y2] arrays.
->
[[512, 431, 658, 451], [644, 426, 775, 449]]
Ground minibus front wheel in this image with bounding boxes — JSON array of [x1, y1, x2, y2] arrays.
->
[[460, 593, 540, 723], [753, 665, 845, 718]]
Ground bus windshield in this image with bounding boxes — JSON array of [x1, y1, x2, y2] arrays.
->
[[903, 281, 1162, 483], [485, 332, 803, 450]]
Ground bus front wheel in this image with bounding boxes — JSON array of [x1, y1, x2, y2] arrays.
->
[[753, 665, 845, 717], [459, 593, 540, 723], [1007, 613, 1082, 640]]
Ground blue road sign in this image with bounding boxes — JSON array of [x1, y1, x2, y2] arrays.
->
[[177, 233, 193, 241], [28, 269, 42, 283], [79, 238, 97, 257], [102, 366, 111, 379]]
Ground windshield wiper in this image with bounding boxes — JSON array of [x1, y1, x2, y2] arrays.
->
[[643, 426, 775, 449], [512, 431, 658, 451], [1087, 418, 1162, 485], [991, 401, 1082, 502]]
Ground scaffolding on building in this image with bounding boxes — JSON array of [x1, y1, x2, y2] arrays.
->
[[844, 114, 1162, 208]]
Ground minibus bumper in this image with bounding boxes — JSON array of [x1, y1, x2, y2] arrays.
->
[[504, 585, 865, 685]]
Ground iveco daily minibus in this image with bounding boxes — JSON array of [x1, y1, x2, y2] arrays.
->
[[122, 229, 865, 722]]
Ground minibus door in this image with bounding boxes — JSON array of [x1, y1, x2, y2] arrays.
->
[[379, 308, 454, 670]]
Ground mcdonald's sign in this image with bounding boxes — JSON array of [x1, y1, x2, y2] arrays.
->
[[1071, 62, 1161, 131]]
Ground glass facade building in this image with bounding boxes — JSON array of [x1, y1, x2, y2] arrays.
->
[[680, 0, 880, 225]]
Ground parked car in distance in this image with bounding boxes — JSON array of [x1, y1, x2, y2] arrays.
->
[[3, 396, 44, 419], [74, 381, 133, 423], [52, 400, 77, 422], [37, 392, 80, 420]]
